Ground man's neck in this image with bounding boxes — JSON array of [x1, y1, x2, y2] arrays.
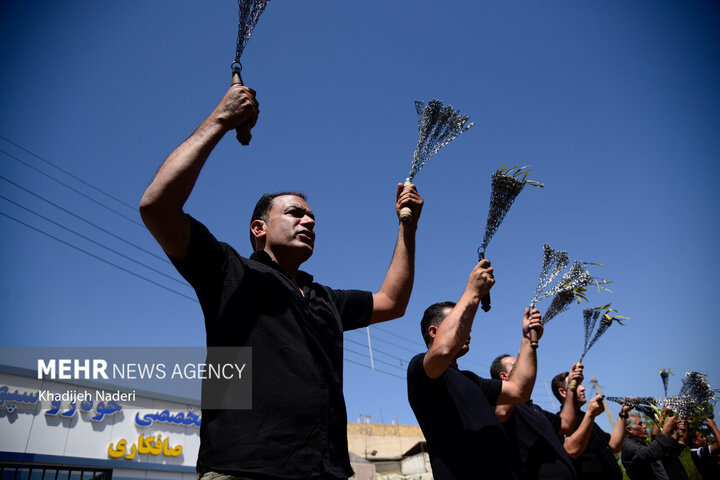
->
[[264, 248, 301, 280]]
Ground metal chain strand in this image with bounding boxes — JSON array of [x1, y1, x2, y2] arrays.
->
[[539, 266, 592, 325], [533, 262, 592, 310], [608, 372, 715, 427], [584, 316, 612, 357], [407, 99, 473, 181], [479, 173, 525, 251], [660, 369, 671, 398], [235, 0, 270, 63], [663, 372, 716, 424], [583, 308, 600, 354], [607, 396, 660, 418], [542, 289, 575, 325], [529, 244, 570, 310]]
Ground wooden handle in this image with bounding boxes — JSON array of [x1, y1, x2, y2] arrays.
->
[[478, 250, 491, 312], [569, 361, 581, 391], [399, 179, 413, 224], [231, 71, 252, 146], [529, 328, 539, 349]]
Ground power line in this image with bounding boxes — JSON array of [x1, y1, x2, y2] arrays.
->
[[344, 346, 405, 372], [344, 357, 404, 381], [373, 325, 426, 348], [0, 194, 188, 287], [365, 333, 420, 354], [0, 174, 170, 264], [0, 135, 137, 213], [345, 336, 407, 364], [365, 327, 489, 371], [0, 211, 198, 303], [0, 147, 144, 228]]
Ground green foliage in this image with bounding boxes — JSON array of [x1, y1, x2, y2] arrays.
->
[[679, 448, 702, 480], [496, 164, 544, 188]]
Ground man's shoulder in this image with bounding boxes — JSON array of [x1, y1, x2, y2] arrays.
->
[[407, 353, 427, 378]]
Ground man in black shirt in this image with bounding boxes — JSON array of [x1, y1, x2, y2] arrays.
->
[[407, 260, 544, 479], [140, 84, 424, 480], [687, 418, 720, 480], [621, 414, 689, 480], [492, 356, 583, 479], [551, 369, 630, 479]]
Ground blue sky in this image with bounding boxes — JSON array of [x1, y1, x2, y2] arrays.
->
[[1, 1, 719, 432]]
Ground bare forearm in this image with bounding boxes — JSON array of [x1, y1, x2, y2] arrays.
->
[[139, 114, 228, 257], [141, 116, 227, 214], [432, 291, 479, 355], [564, 412, 594, 458], [609, 416, 627, 453], [707, 421, 720, 454], [371, 225, 415, 323], [510, 337, 537, 399], [496, 337, 536, 405], [558, 392, 577, 434], [422, 291, 479, 379]]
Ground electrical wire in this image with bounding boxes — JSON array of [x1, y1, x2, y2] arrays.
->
[[0, 135, 137, 212], [345, 336, 407, 364], [0, 175, 170, 264], [344, 357, 404, 381], [0, 211, 198, 302], [0, 194, 188, 287], [0, 147, 144, 227]]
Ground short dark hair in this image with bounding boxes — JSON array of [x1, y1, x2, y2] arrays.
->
[[420, 302, 456, 347], [551, 371, 569, 402], [490, 354, 512, 380], [249, 191, 306, 250]]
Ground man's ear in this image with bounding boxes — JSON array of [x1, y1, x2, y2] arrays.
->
[[251, 219, 267, 245], [499, 371, 510, 381], [558, 387, 567, 400], [428, 325, 438, 341]]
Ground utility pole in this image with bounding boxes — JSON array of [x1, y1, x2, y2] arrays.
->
[[544, 380, 557, 411], [591, 376, 615, 428], [366, 327, 375, 370], [359, 414, 372, 458]]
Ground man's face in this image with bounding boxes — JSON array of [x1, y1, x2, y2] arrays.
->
[[693, 430, 707, 448], [627, 417, 647, 440], [457, 326, 471, 358], [575, 384, 587, 406], [263, 195, 316, 259]]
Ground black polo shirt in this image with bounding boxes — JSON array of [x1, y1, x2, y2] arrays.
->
[[172, 215, 373, 480], [503, 401, 577, 479], [407, 353, 522, 480], [568, 410, 622, 480], [691, 445, 720, 480]]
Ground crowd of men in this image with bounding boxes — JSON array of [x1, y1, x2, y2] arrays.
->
[[409, 285, 720, 480], [140, 84, 718, 480]]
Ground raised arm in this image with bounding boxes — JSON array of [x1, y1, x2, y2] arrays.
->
[[608, 404, 632, 453], [563, 394, 605, 458], [556, 363, 583, 434], [371, 183, 424, 323], [496, 309, 543, 405], [139, 85, 259, 260], [706, 418, 720, 455], [422, 259, 494, 379]]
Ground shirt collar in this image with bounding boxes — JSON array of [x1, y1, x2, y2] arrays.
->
[[250, 250, 314, 286]]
